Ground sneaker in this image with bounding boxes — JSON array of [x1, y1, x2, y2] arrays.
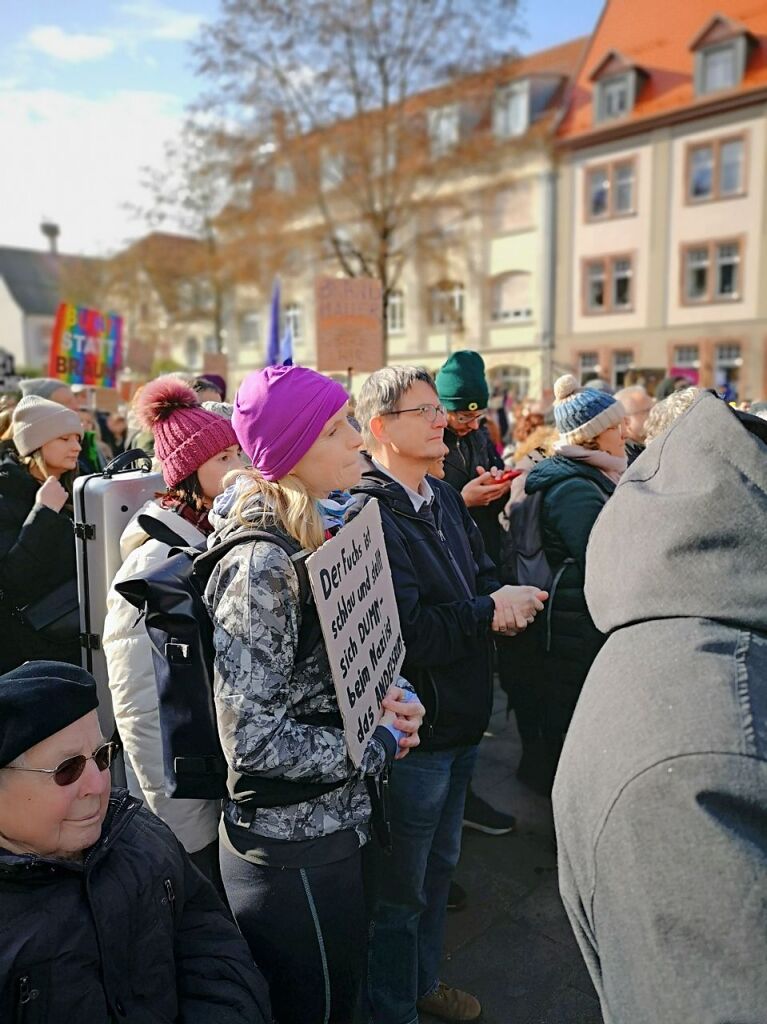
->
[[417, 981, 481, 1022], [447, 881, 467, 912], [462, 789, 516, 835]]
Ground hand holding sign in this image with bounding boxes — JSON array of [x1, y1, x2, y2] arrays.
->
[[381, 685, 425, 760], [307, 499, 408, 767]]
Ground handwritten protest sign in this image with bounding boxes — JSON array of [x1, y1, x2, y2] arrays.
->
[[307, 498, 405, 767], [314, 277, 383, 373], [49, 302, 123, 388]]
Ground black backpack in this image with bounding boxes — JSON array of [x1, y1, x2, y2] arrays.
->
[[115, 523, 334, 801], [499, 481, 555, 592]]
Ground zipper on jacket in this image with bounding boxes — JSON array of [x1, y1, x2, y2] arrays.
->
[[427, 674, 440, 738], [15, 975, 38, 1023], [163, 878, 176, 916]]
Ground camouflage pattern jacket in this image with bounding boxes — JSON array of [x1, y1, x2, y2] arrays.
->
[[203, 491, 388, 845]]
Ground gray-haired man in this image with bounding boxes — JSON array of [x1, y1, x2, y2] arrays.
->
[[353, 366, 546, 1024]]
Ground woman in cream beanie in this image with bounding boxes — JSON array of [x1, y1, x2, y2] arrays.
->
[[0, 395, 83, 671]]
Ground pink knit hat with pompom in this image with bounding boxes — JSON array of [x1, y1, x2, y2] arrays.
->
[[135, 376, 237, 487]]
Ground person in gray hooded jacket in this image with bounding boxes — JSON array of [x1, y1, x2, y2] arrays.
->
[[553, 390, 767, 1024]]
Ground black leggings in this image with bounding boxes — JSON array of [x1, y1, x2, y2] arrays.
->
[[220, 844, 368, 1024]]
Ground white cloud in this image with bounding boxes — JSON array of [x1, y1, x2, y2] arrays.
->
[[119, 2, 204, 42], [26, 25, 115, 63], [0, 87, 184, 254]]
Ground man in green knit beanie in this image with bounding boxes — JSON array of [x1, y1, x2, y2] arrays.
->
[[436, 350, 517, 848]]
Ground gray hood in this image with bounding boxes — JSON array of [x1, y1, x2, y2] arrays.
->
[[585, 391, 767, 635]]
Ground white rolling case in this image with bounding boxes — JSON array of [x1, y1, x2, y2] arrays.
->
[[74, 449, 164, 744]]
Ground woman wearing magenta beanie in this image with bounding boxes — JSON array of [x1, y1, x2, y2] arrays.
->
[[205, 364, 424, 1024]]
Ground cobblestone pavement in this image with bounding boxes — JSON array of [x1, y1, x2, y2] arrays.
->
[[428, 684, 603, 1024]]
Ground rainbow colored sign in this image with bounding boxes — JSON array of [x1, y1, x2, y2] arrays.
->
[[48, 303, 123, 388]]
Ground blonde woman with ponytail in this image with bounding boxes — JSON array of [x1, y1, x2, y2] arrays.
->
[[204, 365, 424, 1024]]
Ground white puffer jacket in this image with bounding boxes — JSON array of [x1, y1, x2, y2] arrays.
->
[[103, 500, 220, 854]]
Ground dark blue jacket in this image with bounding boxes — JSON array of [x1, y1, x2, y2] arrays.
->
[[0, 789, 270, 1023], [351, 467, 499, 750]]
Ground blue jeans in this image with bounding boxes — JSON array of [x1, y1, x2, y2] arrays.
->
[[368, 745, 478, 1024]]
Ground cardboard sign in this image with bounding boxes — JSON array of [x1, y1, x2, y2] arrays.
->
[[49, 303, 123, 388], [315, 277, 383, 373], [307, 499, 405, 767]]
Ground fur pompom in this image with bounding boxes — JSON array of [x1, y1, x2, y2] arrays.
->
[[554, 374, 579, 403], [134, 375, 199, 430]]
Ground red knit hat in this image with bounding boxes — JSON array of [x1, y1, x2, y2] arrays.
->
[[135, 376, 238, 487]]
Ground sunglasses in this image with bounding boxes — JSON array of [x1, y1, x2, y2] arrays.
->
[[2, 740, 119, 787]]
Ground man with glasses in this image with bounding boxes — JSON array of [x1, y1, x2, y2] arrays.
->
[[354, 368, 546, 1024], [615, 384, 655, 465], [0, 660, 270, 1023]]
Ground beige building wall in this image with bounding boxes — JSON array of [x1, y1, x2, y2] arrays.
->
[[228, 147, 558, 400], [556, 99, 767, 400]]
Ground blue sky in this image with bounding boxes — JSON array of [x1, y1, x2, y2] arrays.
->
[[0, 0, 603, 255]]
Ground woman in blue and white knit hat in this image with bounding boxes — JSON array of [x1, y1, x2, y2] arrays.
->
[[523, 374, 627, 790]]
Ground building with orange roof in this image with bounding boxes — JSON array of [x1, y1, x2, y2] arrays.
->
[[554, 0, 767, 399]]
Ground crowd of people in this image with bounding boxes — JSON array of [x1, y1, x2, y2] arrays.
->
[[0, 353, 765, 1024]]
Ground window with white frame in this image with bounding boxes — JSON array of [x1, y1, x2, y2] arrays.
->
[[579, 352, 599, 385], [586, 160, 636, 219], [492, 81, 529, 139], [682, 240, 741, 303], [587, 167, 610, 218], [700, 44, 737, 94], [684, 246, 710, 301], [284, 303, 303, 342], [386, 290, 405, 334], [612, 258, 632, 309], [674, 345, 699, 369], [613, 351, 633, 388], [492, 364, 531, 400], [494, 181, 533, 232], [428, 282, 464, 327], [715, 342, 742, 392], [586, 261, 607, 312], [687, 137, 744, 202], [715, 242, 740, 298], [240, 312, 261, 347], [320, 149, 345, 191], [274, 162, 296, 193], [598, 74, 631, 121], [491, 272, 532, 321], [614, 162, 635, 213], [428, 105, 460, 158], [584, 255, 634, 313], [719, 139, 744, 195]]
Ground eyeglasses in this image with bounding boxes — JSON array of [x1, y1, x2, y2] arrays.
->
[[1, 741, 119, 787], [452, 410, 487, 426], [380, 404, 447, 424]]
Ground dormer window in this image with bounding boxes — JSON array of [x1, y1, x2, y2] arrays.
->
[[589, 52, 646, 125], [690, 15, 756, 97], [493, 81, 529, 139], [428, 105, 460, 158], [700, 44, 737, 93]]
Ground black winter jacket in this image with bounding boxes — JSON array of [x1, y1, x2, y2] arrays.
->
[[524, 456, 615, 732], [0, 789, 270, 1024], [442, 424, 505, 567], [0, 447, 80, 672], [351, 467, 499, 750]]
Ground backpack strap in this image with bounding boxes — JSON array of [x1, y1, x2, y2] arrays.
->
[[137, 513, 190, 551]]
